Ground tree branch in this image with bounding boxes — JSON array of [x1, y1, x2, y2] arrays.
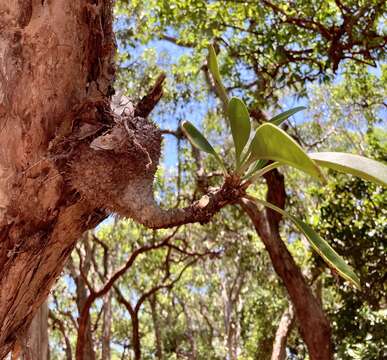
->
[[75, 229, 179, 360], [116, 177, 246, 229]]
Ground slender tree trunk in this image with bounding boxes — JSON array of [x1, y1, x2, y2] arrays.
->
[[71, 241, 96, 360], [75, 277, 96, 360], [48, 311, 72, 360], [220, 277, 235, 360], [149, 295, 163, 360], [271, 304, 295, 360], [131, 314, 141, 360], [180, 302, 197, 360], [101, 293, 112, 360]]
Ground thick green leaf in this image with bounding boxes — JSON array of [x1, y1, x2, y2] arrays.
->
[[250, 123, 324, 181], [181, 121, 225, 170], [207, 45, 229, 105], [309, 152, 387, 187], [228, 97, 251, 165], [269, 106, 306, 126], [291, 218, 360, 289], [249, 196, 361, 289]]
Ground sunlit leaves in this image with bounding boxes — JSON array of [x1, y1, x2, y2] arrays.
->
[[269, 106, 306, 126], [207, 44, 229, 106], [181, 121, 226, 171], [228, 97, 251, 166], [309, 152, 387, 187], [250, 123, 324, 181]]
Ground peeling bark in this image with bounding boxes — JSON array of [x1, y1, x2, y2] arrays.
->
[[0, 2, 247, 355], [0, 0, 115, 356]]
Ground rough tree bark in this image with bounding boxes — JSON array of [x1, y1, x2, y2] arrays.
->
[[11, 302, 49, 360], [0, 0, 115, 357]]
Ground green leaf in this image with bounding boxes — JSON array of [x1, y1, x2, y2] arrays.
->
[[248, 196, 361, 289], [242, 160, 268, 179], [228, 97, 251, 165], [245, 162, 281, 183], [181, 121, 225, 170], [269, 106, 306, 126], [309, 152, 387, 187], [250, 123, 324, 181], [207, 45, 229, 106]]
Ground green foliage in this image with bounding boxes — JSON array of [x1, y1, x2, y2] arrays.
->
[[250, 197, 360, 289], [116, 0, 386, 108], [310, 152, 387, 186], [249, 123, 324, 181], [316, 176, 386, 358], [269, 106, 306, 127], [228, 97, 251, 166], [180, 46, 385, 289], [181, 120, 225, 171], [207, 44, 229, 106]]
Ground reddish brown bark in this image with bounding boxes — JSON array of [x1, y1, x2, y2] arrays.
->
[[0, 2, 246, 355], [0, 0, 114, 357]]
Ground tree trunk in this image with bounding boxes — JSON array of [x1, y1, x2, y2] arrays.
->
[[101, 293, 112, 360], [17, 302, 49, 360], [180, 301, 197, 360], [71, 241, 96, 360], [75, 277, 96, 360], [48, 310, 72, 360], [131, 314, 141, 360], [0, 2, 334, 360], [0, 2, 244, 352], [149, 295, 163, 360], [271, 304, 294, 360], [0, 0, 115, 357]]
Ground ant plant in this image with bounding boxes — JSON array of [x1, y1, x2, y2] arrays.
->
[[181, 45, 387, 289]]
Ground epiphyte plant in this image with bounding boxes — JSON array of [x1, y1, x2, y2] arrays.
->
[[181, 45, 387, 290]]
